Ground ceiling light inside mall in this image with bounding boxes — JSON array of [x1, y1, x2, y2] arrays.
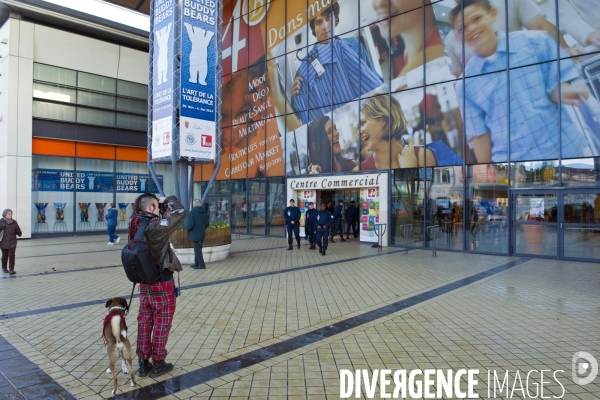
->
[[41, 0, 149, 31]]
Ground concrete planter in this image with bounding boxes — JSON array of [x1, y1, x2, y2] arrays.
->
[[172, 243, 232, 264], [170, 226, 232, 265]]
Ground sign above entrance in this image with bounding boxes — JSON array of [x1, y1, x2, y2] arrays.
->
[[289, 174, 382, 191]]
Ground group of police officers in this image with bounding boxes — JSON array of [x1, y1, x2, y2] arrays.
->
[[284, 198, 359, 256]]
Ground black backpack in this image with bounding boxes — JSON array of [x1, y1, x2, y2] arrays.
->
[[121, 220, 162, 284]]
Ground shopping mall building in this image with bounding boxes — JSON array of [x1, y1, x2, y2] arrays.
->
[[1, 0, 599, 261]]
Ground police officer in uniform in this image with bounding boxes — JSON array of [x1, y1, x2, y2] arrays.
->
[[315, 202, 333, 255], [345, 200, 358, 239], [331, 200, 346, 243], [305, 202, 318, 250], [284, 199, 301, 250]]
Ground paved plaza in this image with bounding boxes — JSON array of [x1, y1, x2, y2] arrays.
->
[[0, 234, 599, 399]]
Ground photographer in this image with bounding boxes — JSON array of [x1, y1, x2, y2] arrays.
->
[[128, 194, 186, 378]]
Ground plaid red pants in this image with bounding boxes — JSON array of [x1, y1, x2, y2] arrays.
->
[[136, 280, 176, 362]]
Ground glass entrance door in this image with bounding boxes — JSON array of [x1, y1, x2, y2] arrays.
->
[[512, 191, 558, 257], [562, 190, 600, 261], [511, 189, 600, 261]]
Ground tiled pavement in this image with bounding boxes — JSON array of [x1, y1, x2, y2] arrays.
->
[[0, 234, 598, 399]]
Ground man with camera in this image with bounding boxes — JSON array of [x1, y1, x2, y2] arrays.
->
[[128, 194, 186, 378]]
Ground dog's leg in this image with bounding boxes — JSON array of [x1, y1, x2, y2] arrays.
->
[[108, 346, 119, 395], [121, 338, 136, 387]]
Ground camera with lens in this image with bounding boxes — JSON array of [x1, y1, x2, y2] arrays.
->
[[158, 202, 169, 214]]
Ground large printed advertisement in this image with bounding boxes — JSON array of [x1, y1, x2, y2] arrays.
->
[[180, 0, 218, 161], [214, 0, 600, 180], [151, 0, 176, 161]]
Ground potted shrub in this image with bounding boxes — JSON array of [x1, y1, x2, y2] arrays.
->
[[170, 220, 232, 264]]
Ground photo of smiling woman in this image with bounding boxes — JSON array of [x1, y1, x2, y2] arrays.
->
[[358, 95, 437, 170], [307, 116, 357, 173]]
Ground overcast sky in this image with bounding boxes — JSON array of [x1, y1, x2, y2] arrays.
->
[[42, 0, 149, 31]]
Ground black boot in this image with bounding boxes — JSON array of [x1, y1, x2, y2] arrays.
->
[[330, 238, 335, 243], [150, 360, 174, 378], [341, 237, 346, 242], [321, 249, 326, 256], [137, 359, 152, 378], [287, 244, 293, 250], [318, 245, 322, 254], [297, 240, 301, 249]]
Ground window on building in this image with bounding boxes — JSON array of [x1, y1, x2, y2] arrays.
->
[[32, 63, 147, 132]]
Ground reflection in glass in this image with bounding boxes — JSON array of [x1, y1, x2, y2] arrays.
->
[[466, 164, 508, 254], [424, 3, 455, 85], [514, 192, 558, 256], [231, 180, 247, 234], [510, 160, 559, 188], [248, 180, 266, 235], [392, 168, 425, 247], [267, 177, 286, 236], [428, 166, 464, 251], [285, 124, 309, 175], [561, 158, 600, 186]]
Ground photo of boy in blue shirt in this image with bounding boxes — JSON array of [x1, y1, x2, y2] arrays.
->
[[452, 0, 593, 163]]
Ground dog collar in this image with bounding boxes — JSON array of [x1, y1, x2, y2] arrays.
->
[[108, 306, 125, 313]]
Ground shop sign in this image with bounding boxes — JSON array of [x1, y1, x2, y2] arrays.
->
[[289, 174, 382, 190], [179, 0, 217, 161], [32, 169, 164, 193]]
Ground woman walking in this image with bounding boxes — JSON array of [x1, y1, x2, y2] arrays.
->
[[1, 209, 22, 275]]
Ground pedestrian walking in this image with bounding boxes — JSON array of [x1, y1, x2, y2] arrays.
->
[[128, 194, 186, 378], [284, 199, 301, 250], [185, 199, 210, 269], [345, 200, 358, 239], [0, 209, 22, 275], [331, 200, 346, 242], [305, 202, 318, 250], [315, 203, 333, 256], [105, 203, 120, 245]]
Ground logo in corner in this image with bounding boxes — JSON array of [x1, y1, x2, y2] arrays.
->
[[201, 135, 213, 148], [573, 352, 598, 385], [185, 132, 196, 146]]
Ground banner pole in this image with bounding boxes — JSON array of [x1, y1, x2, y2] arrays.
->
[[200, 0, 223, 205], [147, 0, 165, 197]]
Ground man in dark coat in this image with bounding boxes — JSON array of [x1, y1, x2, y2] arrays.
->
[[315, 203, 333, 256], [345, 200, 358, 239], [284, 199, 301, 250], [105, 203, 120, 245], [128, 194, 186, 378], [185, 199, 210, 269], [1, 209, 22, 275], [305, 202, 318, 250], [331, 200, 346, 242]]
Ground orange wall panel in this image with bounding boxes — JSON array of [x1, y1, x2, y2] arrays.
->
[[76, 143, 115, 160], [32, 138, 75, 157], [116, 146, 147, 162]]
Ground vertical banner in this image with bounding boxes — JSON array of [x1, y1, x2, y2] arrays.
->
[[151, 0, 176, 160], [180, 0, 218, 161]]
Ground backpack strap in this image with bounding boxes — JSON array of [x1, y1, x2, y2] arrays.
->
[[133, 219, 150, 242]]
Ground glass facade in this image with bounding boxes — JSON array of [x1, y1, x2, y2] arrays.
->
[[31, 155, 168, 234], [30, 0, 600, 261], [32, 64, 148, 131]]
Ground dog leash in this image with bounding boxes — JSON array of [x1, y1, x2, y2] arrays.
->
[[125, 282, 136, 316]]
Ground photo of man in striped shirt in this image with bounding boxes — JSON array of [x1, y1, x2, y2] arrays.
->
[[291, 3, 384, 125]]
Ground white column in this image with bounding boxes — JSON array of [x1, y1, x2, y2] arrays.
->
[[0, 18, 34, 238]]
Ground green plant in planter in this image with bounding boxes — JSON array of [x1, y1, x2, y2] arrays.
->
[[208, 220, 230, 229]]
